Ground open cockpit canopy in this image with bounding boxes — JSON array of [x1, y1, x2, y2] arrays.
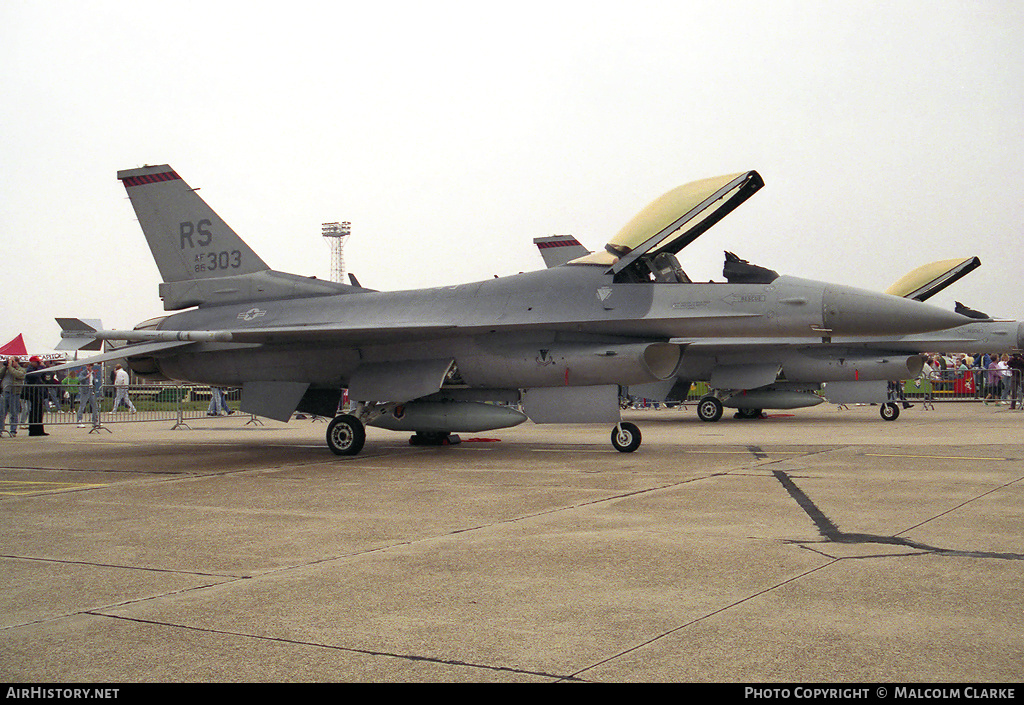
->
[[884, 256, 981, 302], [569, 170, 764, 282]]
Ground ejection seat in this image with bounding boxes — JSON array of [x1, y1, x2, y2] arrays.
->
[[650, 252, 691, 283]]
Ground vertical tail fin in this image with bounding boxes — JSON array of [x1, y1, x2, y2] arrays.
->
[[533, 235, 590, 268], [117, 165, 269, 283]]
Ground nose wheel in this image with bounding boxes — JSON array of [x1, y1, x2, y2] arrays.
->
[[611, 422, 642, 452], [880, 402, 900, 421]]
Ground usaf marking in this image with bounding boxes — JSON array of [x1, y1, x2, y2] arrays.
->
[[237, 308, 267, 321]]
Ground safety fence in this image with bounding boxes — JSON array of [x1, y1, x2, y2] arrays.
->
[[0, 385, 257, 434], [3, 371, 1022, 435], [898, 368, 1024, 404]]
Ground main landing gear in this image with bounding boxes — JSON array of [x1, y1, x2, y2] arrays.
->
[[697, 395, 763, 421], [327, 402, 393, 456], [326, 414, 366, 456], [327, 410, 645, 455], [696, 395, 724, 422]]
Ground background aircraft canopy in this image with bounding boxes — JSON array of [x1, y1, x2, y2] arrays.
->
[[569, 170, 763, 270], [884, 256, 981, 301]]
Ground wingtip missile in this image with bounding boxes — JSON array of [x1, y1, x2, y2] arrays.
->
[[55, 318, 235, 350], [54, 318, 104, 351]]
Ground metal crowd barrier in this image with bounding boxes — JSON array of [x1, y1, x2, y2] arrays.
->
[[900, 368, 1024, 404], [0, 384, 251, 434], [4, 371, 1020, 435]]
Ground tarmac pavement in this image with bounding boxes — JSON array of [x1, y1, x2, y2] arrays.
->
[[0, 403, 1021, 682]]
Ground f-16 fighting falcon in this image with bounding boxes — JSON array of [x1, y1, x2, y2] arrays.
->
[[534, 236, 1023, 422], [56, 166, 1018, 455]]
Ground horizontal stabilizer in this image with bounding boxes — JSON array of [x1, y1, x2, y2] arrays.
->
[[40, 340, 197, 375]]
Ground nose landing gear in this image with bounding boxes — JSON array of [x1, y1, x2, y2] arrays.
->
[[611, 422, 642, 452]]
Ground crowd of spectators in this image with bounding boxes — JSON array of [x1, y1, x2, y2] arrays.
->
[[920, 352, 1024, 408], [0, 357, 138, 436]]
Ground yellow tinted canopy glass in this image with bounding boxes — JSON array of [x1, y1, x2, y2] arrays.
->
[[570, 171, 762, 269], [884, 257, 980, 301]]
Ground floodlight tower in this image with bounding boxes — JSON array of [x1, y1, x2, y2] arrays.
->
[[321, 221, 351, 283]]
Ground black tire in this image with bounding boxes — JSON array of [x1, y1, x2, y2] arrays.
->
[[327, 414, 366, 455], [880, 402, 900, 421], [611, 422, 642, 453], [735, 408, 763, 420], [696, 396, 724, 422]]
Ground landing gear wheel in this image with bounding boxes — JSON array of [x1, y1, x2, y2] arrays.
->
[[611, 422, 642, 453], [735, 408, 763, 420], [880, 402, 900, 421], [327, 414, 366, 455], [697, 396, 724, 422]]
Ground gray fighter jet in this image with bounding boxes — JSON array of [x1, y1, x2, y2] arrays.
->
[[535, 238, 1022, 421], [57, 166, 1000, 454]]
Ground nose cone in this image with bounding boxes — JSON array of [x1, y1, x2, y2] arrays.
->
[[823, 285, 973, 336]]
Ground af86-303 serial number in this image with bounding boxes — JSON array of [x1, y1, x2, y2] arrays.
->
[[194, 250, 242, 272]]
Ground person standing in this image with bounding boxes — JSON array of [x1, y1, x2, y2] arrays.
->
[[207, 387, 230, 416], [111, 364, 136, 413], [985, 356, 1002, 404], [996, 354, 1012, 404], [43, 362, 62, 411], [1007, 354, 1024, 410], [76, 363, 102, 428], [24, 356, 49, 436], [62, 368, 80, 411], [1, 357, 26, 436]]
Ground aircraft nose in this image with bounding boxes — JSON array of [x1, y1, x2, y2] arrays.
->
[[822, 285, 973, 336]]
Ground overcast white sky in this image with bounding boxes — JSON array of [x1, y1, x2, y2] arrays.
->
[[3, 1, 1023, 353]]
